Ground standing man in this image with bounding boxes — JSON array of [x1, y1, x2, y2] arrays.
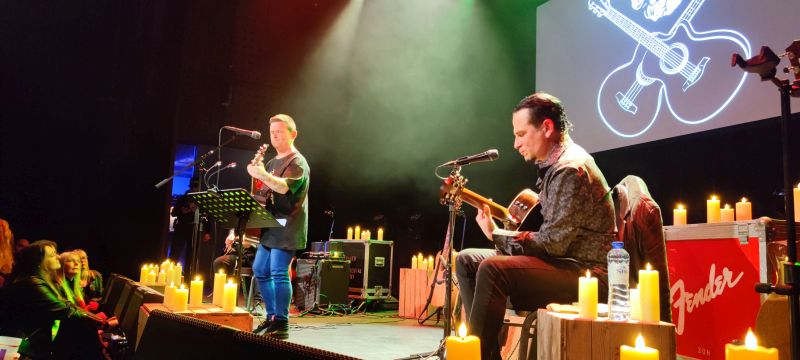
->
[[246, 114, 310, 340], [455, 93, 616, 359]]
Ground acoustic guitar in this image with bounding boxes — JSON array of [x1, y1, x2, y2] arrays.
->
[[439, 177, 540, 231]]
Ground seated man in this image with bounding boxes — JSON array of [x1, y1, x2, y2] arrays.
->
[[455, 92, 617, 360], [214, 229, 256, 275]]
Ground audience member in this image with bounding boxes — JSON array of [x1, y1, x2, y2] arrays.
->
[[0, 220, 14, 288], [73, 249, 103, 304], [6, 240, 115, 359], [57, 252, 86, 308], [14, 238, 29, 256]]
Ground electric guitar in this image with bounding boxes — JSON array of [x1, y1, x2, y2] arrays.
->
[[249, 144, 271, 206], [589, 0, 751, 137]]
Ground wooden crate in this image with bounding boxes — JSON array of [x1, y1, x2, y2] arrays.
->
[[399, 268, 429, 319], [537, 309, 676, 360], [136, 303, 253, 348]]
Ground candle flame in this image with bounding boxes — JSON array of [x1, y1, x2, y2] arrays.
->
[[635, 334, 646, 349], [179, 284, 185, 289], [170, 281, 175, 287], [724, 204, 731, 209], [227, 279, 233, 284], [219, 269, 225, 274], [745, 328, 758, 349], [585, 270, 591, 278], [458, 323, 468, 338], [741, 197, 748, 203], [195, 275, 200, 281], [677, 204, 685, 210], [646, 263, 652, 271], [711, 195, 717, 201]]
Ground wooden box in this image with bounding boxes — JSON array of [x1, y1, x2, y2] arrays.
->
[[537, 309, 676, 360], [136, 303, 253, 348], [398, 268, 430, 319]]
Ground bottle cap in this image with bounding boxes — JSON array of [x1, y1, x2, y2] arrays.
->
[[611, 241, 624, 249]]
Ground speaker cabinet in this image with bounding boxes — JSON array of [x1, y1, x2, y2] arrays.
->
[[294, 259, 350, 311]]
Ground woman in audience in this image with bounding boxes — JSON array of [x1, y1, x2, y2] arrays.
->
[[57, 251, 85, 307], [0, 219, 14, 288], [6, 240, 115, 359], [73, 249, 103, 303]]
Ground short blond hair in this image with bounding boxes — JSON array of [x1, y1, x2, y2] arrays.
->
[[269, 114, 297, 132]]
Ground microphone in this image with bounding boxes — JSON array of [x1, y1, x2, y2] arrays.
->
[[223, 126, 261, 139], [441, 149, 499, 166]]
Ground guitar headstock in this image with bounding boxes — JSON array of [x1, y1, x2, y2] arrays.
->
[[439, 175, 467, 206], [250, 144, 269, 166], [588, 0, 610, 17]]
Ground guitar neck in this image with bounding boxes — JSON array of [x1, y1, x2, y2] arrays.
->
[[458, 188, 514, 223], [603, 6, 670, 57]]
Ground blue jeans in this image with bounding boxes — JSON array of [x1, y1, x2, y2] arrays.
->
[[252, 245, 294, 321]]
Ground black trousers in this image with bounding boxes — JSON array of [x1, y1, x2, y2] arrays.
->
[[455, 248, 591, 360]]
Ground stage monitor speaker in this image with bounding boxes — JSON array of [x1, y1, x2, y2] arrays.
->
[[294, 259, 350, 311], [113, 280, 136, 320], [120, 286, 163, 349], [101, 273, 133, 314], [134, 309, 227, 360], [226, 328, 360, 360]]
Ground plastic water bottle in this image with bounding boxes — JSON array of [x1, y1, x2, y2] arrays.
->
[[607, 241, 630, 321]]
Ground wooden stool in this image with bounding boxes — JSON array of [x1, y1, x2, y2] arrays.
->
[[502, 309, 538, 360]]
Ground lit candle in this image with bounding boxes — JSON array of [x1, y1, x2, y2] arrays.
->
[[578, 270, 598, 319], [360, 230, 366, 240], [354, 226, 361, 241], [157, 269, 167, 284], [166, 266, 175, 286], [222, 279, 238, 312], [721, 204, 735, 222], [174, 284, 188, 312], [366, 230, 371, 240], [147, 270, 157, 284], [736, 197, 752, 221], [638, 263, 660, 323], [630, 287, 641, 321], [190, 276, 203, 307], [445, 323, 480, 360], [377, 227, 384, 240], [411, 255, 418, 269], [420, 258, 428, 271], [794, 183, 800, 223], [213, 269, 226, 306], [140, 265, 148, 283], [163, 282, 176, 309], [673, 204, 687, 226], [725, 329, 778, 360], [620, 334, 659, 360], [707, 195, 721, 223], [347, 227, 353, 240]]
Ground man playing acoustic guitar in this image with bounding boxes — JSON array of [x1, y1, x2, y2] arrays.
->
[[455, 93, 617, 359]]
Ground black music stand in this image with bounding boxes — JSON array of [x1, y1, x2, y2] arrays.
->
[[188, 188, 283, 280]]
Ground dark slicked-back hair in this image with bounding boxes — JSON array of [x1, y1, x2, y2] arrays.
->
[[513, 92, 573, 133]]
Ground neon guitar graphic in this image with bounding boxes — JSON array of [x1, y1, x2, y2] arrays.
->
[[588, 0, 751, 137]]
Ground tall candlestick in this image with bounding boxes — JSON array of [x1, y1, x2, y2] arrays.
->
[[578, 270, 598, 319], [445, 323, 480, 360], [621, 334, 659, 360], [725, 329, 778, 360], [736, 197, 752, 221], [673, 204, 687, 226], [222, 279, 238, 312], [190, 276, 204, 307], [707, 195, 721, 223], [213, 270, 226, 306], [174, 284, 188, 312], [638, 263, 660, 323], [377, 227, 384, 240], [721, 204, 735, 222], [347, 227, 353, 240]]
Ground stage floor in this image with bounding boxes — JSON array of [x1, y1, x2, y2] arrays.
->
[[252, 310, 444, 359]]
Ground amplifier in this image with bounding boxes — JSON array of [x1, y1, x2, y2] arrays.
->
[[312, 240, 393, 300], [294, 259, 350, 311]]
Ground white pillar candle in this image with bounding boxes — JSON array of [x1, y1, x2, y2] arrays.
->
[[721, 204, 735, 222], [190, 276, 204, 307], [222, 279, 238, 312], [213, 270, 226, 306], [174, 284, 188, 312], [707, 195, 721, 223], [736, 197, 752, 221]]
